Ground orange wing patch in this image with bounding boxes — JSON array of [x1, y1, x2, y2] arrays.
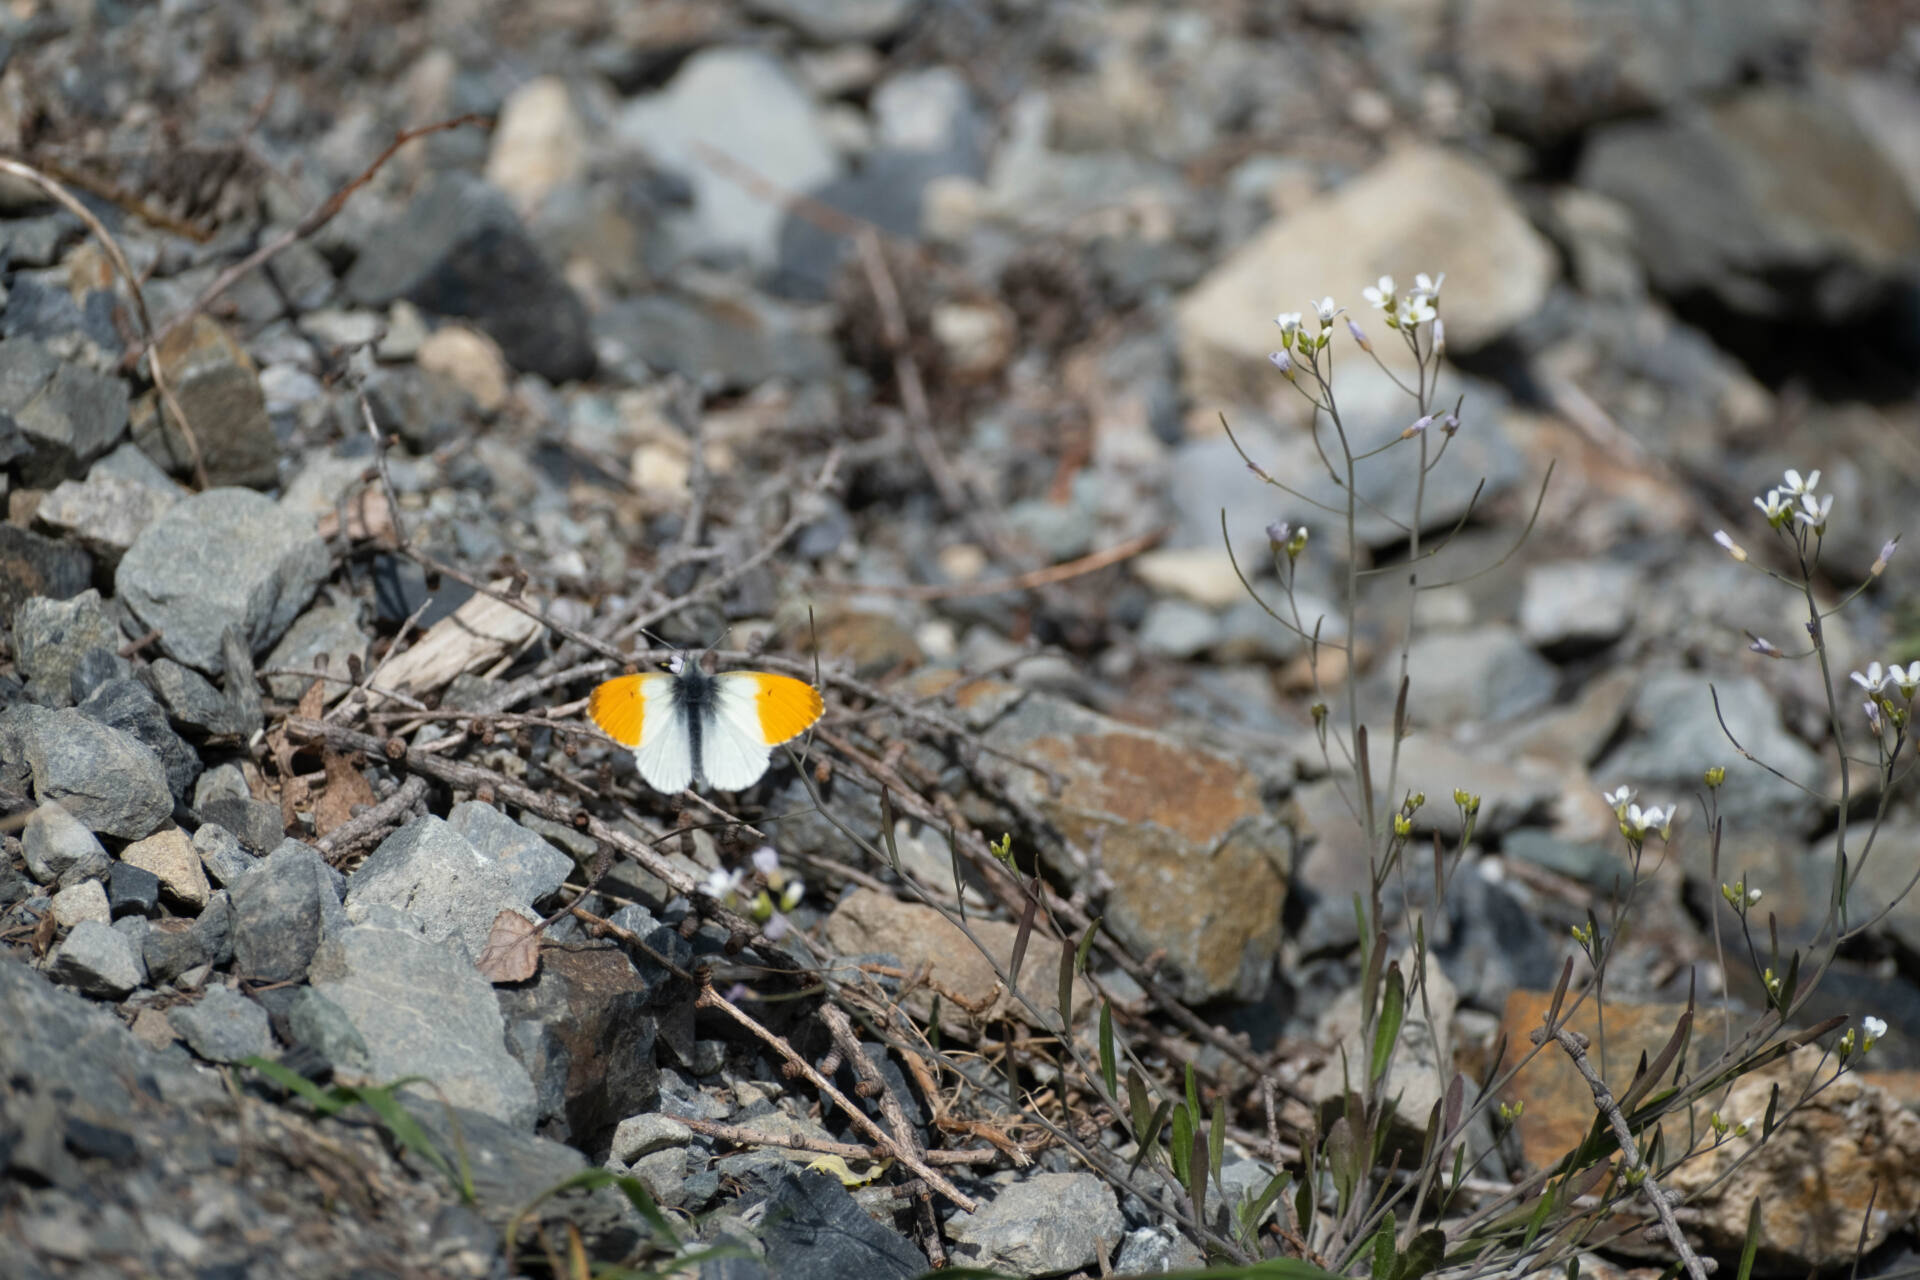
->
[[751, 674, 824, 746], [587, 674, 650, 747]]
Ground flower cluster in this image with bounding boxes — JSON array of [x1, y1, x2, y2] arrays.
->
[[1362, 272, 1443, 330], [700, 846, 807, 940], [1604, 785, 1675, 844], [1273, 294, 1343, 357], [1838, 1016, 1887, 1061], [1851, 659, 1920, 735], [1715, 468, 1872, 564], [1719, 874, 1763, 911], [1265, 520, 1310, 561]]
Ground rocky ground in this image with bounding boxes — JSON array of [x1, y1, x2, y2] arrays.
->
[[6, 0, 1920, 1277]]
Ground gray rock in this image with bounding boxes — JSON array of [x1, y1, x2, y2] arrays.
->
[[230, 840, 346, 983], [66, 645, 127, 705], [199, 795, 286, 855], [342, 172, 594, 383], [0, 524, 93, 621], [945, 1172, 1122, 1276], [286, 987, 372, 1072], [47, 919, 145, 997], [1519, 560, 1640, 654], [263, 601, 368, 701], [20, 801, 110, 885], [744, 0, 917, 41], [78, 678, 202, 804], [346, 815, 532, 962], [0, 338, 129, 485], [496, 946, 662, 1144], [115, 487, 331, 675], [50, 879, 110, 927], [1399, 625, 1559, 727], [193, 764, 250, 808], [219, 625, 264, 741], [0, 705, 173, 839], [1458, 0, 1814, 139], [1502, 828, 1624, 888], [106, 862, 159, 918], [127, 316, 279, 489], [750, 1168, 926, 1280], [168, 985, 272, 1063], [1595, 670, 1824, 830], [1115, 1226, 1205, 1274], [34, 472, 179, 563], [12, 590, 124, 705], [1581, 86, 1920, 324], [1137, 598, 1223, 659], [143, 893, 235, 985], [308, 920, 538, 1128], [873, 67, 983, 163], [613, 48, 840, 271], [775, 150, 971, 299], [192, 823, 260, 887], [445, 800, 575, 907], [147, 658, 242, 737], [608, 1113, 692, 1165], [594, 289, 838, 390]]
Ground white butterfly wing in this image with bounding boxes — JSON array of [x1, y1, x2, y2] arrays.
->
[[631, 675, 695, 793], [700, 674, 778, 791]]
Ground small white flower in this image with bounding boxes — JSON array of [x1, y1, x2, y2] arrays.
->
[[1890, 661, 1920, 698], [1864, 1016, 1889, 1042], [1754, 489, 1791, 523], [1275, 312, 1303, 336], [1851, 663, 1888, 693], [1750, 637, 1782, 657], [1782, 469, 1820, 497], [1362, 276, 1396, 310], [1311, 297, 1338, 324], [1413, 271, 1445, 300], [1602, 785, 1636, 812], [1624, 802, 1676, 841], [751, 846, 782, 877], [1865, 700, 1885, 734], [1747, 887, 1763, 905], [1267, 520, 1292, 547], [1793, 492, 1834, 531], [1269, 349, 1293, 375], [1400, 295, 1437, 325], [702, 867, 744, 901], [778, 878, 805, 912]]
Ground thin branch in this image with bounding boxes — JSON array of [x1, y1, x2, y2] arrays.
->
[[822, 527, 1165, 601]]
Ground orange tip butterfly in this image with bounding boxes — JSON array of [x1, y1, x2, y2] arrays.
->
[[586, 656, 823, 794]]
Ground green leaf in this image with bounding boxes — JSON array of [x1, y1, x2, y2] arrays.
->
[[1241, 1170, 1290, 1235], [1188, 1126, 1209, 1229], [353, 1078, 469, 1198], [1101, 1003, 1119, 1100], [503, 1167, 682, 1259], [1370, 1214, 1397, 1280], [1057, 931, 1076, 1032], [1372, 961, 1405, 1086], [1209, 1094, 1226, 1186], [1394, 1228, 1447, 1280], [1736, 1197, 1762, 1280], [1762, 1081, 1781, 1139], [240, 1056, 350, 1116], [1171, 1103, 1194, 1186], [1008, 892, 1038, 991], [1127, 1067, 1152, 1137], [1185, 1062, 1202, 1122]]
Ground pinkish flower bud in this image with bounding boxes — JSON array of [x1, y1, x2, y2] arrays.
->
[[1750, 637, 1782, 658], [1872, 537, 1899, 576], [1346, 317, 1371, 352], [1268, 350, 1293, 377]]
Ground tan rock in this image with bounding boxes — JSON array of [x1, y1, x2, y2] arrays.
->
[[1176, 146, 1555, 406], [824, 888, 1090, 1037], [989, 693, 1287, 1002], [1666, 1045, 1920, 1268], [51, 879, 109, 928], [1131, 547, 1246, 609], [417, 326, 510, 415], [485, 77, 587, 216], [121, 828, 211, 910]]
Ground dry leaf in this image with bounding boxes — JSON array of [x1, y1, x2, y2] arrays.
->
[[476, 910, 541, 983], [312, 749, 379, 838]]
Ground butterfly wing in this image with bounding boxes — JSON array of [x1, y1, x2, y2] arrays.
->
[[702, 672, 824, 791], [588, 673, 694, 793]]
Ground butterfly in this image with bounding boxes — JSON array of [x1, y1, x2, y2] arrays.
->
[[586, 657, 824, 793]]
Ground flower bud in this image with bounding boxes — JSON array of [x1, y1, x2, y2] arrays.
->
[[1346, 316, 1372, 352], [1431, 317, 1446, 353], [1267, 520, 1292, 552], [1704, 765, 1726, 788], [1713, 530, 1748, 563], [1268, 349, 1294, 379], [1872, 537, 1899, 577]]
